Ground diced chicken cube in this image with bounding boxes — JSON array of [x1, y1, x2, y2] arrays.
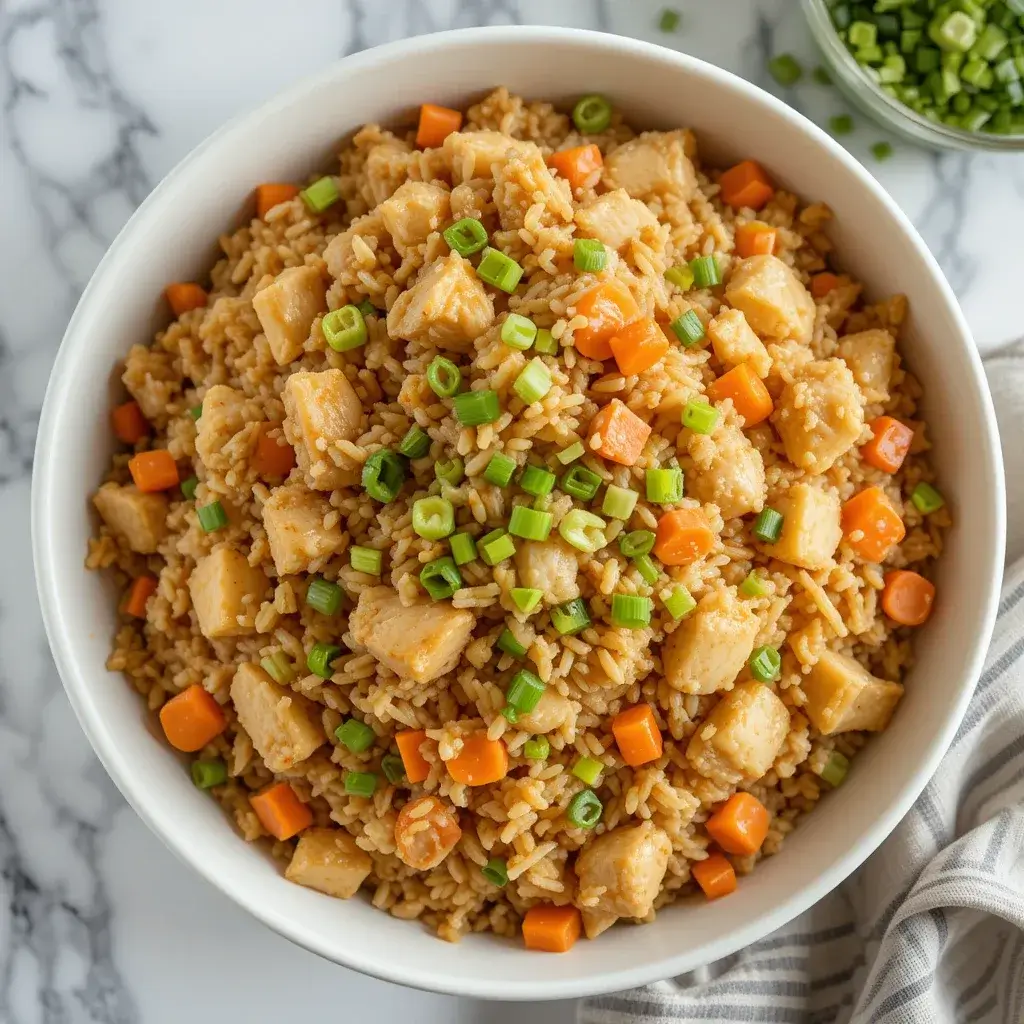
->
[[774, 359, 865, 473], [323, 212, 386, 286], [837, 328, 896, 404], [282, 370, 362, 491], [386, 254, 494, 352], [285, 828, 373, 899], [725, 255, 815, 345], [686, 419, 766, 519], [574, 822, 672, 938], [195, 384, 249, 470], [663, 587, 761, 695], [230, 662, 325, 772], [261, 485, 342, 576], [802, 649, 904, 734], [364, 136, 415, 206], [517, 688, 573, 735], [349, 587, 475, 684], [122, 344, 181, 421], [188, 546, 269, 638], [252, 266, 327, 366], [762, 482, 842, 570], [708, 308, 772, 379], [603, 130, 699, 201], [93, 483, 168, 554], [443, 130, 528, 182], [493, 142, 574, 230], [378, 181, 451, 257], [574, 189, 659, 253], [687, 681, 791, 784], [514, 539, 580, 605]]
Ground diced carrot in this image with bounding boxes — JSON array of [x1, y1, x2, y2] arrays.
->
[[842, 486, 906, 562], [705, 793, 770, 856], [445, 734, 509, 787], [810, 272, 840, 299], [719, 160, 774, 211], [416, 103, 463, 148], [395, 729, 432, 784], [692, 851, 737, 900], [255, 183, 300, 219], [250, 782, 313, 841], [654, 508, 716, 566], [587, 398, 652, 467], [123, 575, 157, 619], [549, 144, 604, 191], [158, 684, 226, 753], [111, 401, 149, 445], [612, 704, 664, 767], [522, 905, 582, 953], [609, 318, 671, 376], [252, 424, 296, 479], [862, 416, 915, 474], [882, 570, 936, 627], [707, 363, 774, 427], [734, 221, 777, 258], [128, 450, 180, 493], [165, 283, 208, 317], [572, 279, 640, 361]]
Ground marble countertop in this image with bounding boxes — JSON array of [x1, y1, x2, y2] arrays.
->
[[4, 0, 1022, 1020]]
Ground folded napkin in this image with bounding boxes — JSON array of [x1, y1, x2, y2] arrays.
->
[[580, 346, 1023, 1024]]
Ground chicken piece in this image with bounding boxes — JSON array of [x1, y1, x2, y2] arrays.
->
[[774, 359, 865, 473], [574, 189, 659, 253], [662, 587, 761, 695], [261, 485, 342, 576], [708, 308, 772, 379], [493, 142, 574, 230], [837, 328, 896, 404], [443, 130, 528, 182], [188, 546, 269, 638], [230, 662, 325, 772], [765, 340, 814, 398], [574, 822, 672, 939], [349, 587, 475, 684], [762, 482, 842, 570], [686, 419, 766, 519], [725, 255, 815, 346], [252, 266, 327, 366], [122, 343, 181, 421], [378, 181, 451, 257], [285, 828, 373, 899], [514, 539, 580, 605], [322, 212, 387, 286], [394, 796, 462, 870], [364, 136, 415, 205], [517, 688, 574, 734], [687, 681, 791, 785], [386, 254, 494, 353], [603, 130, 699, 201], [195, 384, 249, 470], [802, 650, 904, 735], [93, 483, 168, 554], [282, 369, 362, 491]]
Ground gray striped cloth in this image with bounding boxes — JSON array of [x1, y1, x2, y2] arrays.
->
[[581, 348, 1024, 1024]]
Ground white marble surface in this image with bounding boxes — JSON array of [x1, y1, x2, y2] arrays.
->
[[4, 0, 1023, 1020]]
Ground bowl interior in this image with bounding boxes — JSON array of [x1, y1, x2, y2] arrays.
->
[[33, 28, 1004, 1000]]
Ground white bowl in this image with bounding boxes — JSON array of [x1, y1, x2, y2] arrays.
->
[[32, 26, 1005, 1001]]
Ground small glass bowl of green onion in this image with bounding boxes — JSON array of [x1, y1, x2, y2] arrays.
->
[[803, 0, 1024, 150]]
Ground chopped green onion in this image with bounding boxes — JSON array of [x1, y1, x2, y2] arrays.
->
[[872, 141, 895, 161], [602, 484, 638, 521], [646, 467, 683, 505], [477, 247, 524, 292], [362, 449, 406, 503], [511, 588, 544, 614], [398, 425, 431, 459], [350, 546, 383, 575], [663, 584, 696, 620], [633, 554, 660, 585], [479, 528, 517, 566], [322, 305, 367, 352], [509, 505, 554, 542], [501, 313, 538, 350], [557, 441, 585, 465], [197, 501, 228, 532], [308, 642, 342, 679], [344, 771, 378, 798], [665, 265, 695, 290], [567, 789, 603, 829], [769, 53, 804, 87], [559, 508, 607, 553], [306, 577, 343, 615], [561, 464, 602, 501], [453, 389, 501, 426], [849, 21, 877, 50], [749, 644, 782, 683], [335, 718, 375, 753], [813, 65, 833, 85], [682, 400, 719, 434], [501, 706, 519, 725], [420, 557, 463, 600], [181, 476, 199, 500], [514, 358, 552, 405], [753, 507, 784, 544], [931, 11, 977, 53], [435, 456, 465, 486], [412, 496, 455, 540], [572, 94, 613, 134], [574, 238, 608, 273], [443, 217, 489, 257], [819, 751, 850, 787], [572, 756, 604, 786], [426, 356, 461, 398], [520, 464, 556, 498], [484, 452, 517, 488], [300, 176, 339, 213], [191, 759, 227, 789], [189, 405, 203, 421], [524, 735, 550, 760], [357, 299, 378, 317], [260, 651, 295, 685], [690, 255, 721, 289], [449, 531, 478, 566], [740, 571, 769, 598], [381, 753, 405, 784], [659, 7, 681, 33], [829, 114, 855, 135], [482, 857, 509, 887], [670, 310, 705, 347], [497, 628, 528, 659], [610, 593, 653, 629], [551, 598, 591, 636], [535, 328, 558, 355], [506, 668, 546, 713], [619, 530, 655, 558], [911, 482, 945, 514]]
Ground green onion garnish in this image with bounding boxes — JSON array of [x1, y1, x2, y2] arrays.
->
[[659, 7, 681, 32], [740, 571, 769, 598], [572, 756, 604, 786], [497, 628, 528, 659], [670, 310, 705, 347], [426, 356, 461, 398], [482, 857, 509, 887], [484, 452, 517, 488], [362, 449, 406, 503], [573, 238, 608, 273], [322, 305, 367, 352], [829, 114, 855, 136], [509, 505, 554, 542], [520, 464, 556, 498], [819, 751, 850, 787], [260, 651, 295, 685], [381, 753, 405, 784], [181, 476, 199, 500], [350, 546, 382, 575], [449, 532, 478, 566], [191, 759, 227, 789], [412, 496, 455, 541], [501, 313, 538, 350], [398, 425, 431, 459], [479, 528, 517, 566], [357, 299, 378, 317], [535, 328, 558, 355], [610, 594, 653, 629], [523, 735, 550, 760], [501, 705, 519, 726], [662, 584, 696, 620], [561, 464, 602, 501], [477, 247, 524, 292], [306, 577, 343, 615], [511, 588, 543, 615], [308, 642, 342, 679], [189, 405, 203, 421], [753, 507, 784, 544], [931, 11, 977, 52], [689, 255, 721, 289], [514, 358, 552, 405], [572, 94, 613, 134], [197, 501, 228, 533], [556, 441, 585, 465], [813, 65, 833, 85], [768, 53, 804, 87], [646, 467, 683, 505], [682, 400, 719, 434], [566, 789, 603, 829], [665, 265, 694, 290], [633, 553, 660, 585], [435, 456, 465, 486], [344, 771, 378, 798], [911, 482, 944, 514], [420, 556, 462, 600], [506, 668, 546, 714], [453, 389, 501, 427], [619, 530, 655, 558], [558, 509, 607, 552], [602, 484, 638, 521], [749, 645, 782, 683], [443, 217, 489, 257], [335, 718, 375, 753], [300, 176, 339, 213], [551, 597, 591, 636]]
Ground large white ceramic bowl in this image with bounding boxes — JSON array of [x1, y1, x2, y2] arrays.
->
[[32, 26, 1004, 1001]]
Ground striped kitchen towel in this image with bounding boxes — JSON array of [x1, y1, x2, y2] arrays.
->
[[580, 348, 1024, 1024]]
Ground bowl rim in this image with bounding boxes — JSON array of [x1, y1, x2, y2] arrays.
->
[[31, 24, 1005, 1000]]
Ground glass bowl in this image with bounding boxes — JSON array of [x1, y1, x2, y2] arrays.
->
[[802, 0, 1024, 151]]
